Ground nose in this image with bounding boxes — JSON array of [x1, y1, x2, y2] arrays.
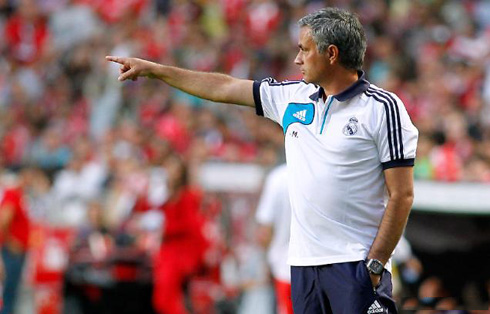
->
[[294, 51, 303, 65]]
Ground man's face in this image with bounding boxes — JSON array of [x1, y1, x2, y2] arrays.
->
[[294, 27, 330, 85]]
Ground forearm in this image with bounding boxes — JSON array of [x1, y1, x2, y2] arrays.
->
[[151, 64, 252, 106], [368, 194, 413, 265]]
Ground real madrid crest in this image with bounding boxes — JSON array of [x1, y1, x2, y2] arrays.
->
[[343, 117, 359, 136]]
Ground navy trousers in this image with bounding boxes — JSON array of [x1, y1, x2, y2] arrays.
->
[[291, 261, 398, 314]]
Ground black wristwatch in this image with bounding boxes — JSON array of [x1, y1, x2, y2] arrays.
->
[[366, 259, 384, 275]]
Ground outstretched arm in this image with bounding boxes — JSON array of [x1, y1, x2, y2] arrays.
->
[[106, 56, 255, 107]]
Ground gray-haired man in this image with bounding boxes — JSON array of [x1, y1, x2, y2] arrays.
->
[[107, 7, 418, 314]]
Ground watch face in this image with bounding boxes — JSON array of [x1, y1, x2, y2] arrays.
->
[[372, 263, 383, 273], [368, 259, 384, 275]]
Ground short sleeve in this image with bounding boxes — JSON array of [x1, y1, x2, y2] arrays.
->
[[373, 89, 419, 170], [253, 78, 304, 126]]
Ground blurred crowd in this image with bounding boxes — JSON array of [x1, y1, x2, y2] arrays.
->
[[0, 0, 490, 313]]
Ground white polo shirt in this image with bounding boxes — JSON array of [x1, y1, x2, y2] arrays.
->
[[255, 164, 291, 282], [253, 72, 419, 267]]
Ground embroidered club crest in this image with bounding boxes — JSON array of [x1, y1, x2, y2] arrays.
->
[[343, 117, 359, 136]]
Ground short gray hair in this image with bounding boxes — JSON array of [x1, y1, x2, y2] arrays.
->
[[298, 8, 366, 71]]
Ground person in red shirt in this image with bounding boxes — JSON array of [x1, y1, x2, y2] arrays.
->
[[152, 154, 208, 314], [0, 168, 33, 314], [4, 1, 49, 64]]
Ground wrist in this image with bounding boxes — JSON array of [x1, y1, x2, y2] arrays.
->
[[365, 258, 384, 275], [146, 62, 163, 79]]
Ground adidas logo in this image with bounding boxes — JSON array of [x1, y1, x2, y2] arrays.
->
[[293, 110, 307, 121], [367, 300, 384, 313]]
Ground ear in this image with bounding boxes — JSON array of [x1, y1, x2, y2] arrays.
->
[[326, 45, 339, 65]]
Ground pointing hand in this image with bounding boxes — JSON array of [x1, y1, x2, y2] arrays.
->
[[105, 56, 155, 81]]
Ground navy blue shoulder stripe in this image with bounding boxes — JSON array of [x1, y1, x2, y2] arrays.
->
[[253, 80, 264, 116], [364, 89, 394, 160], [370, 87, 404, 160], [268, 80, 305, 86]]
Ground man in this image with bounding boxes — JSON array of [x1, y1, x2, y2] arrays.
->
[[0, 168, 33, 314], [107, 7, 418, 313], [255, 163, 293, 314]]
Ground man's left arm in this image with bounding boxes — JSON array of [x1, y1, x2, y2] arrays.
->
[[367, 166, 414, 286]]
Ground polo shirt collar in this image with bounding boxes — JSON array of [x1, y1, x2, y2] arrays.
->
[[309, 70, 370, 102]]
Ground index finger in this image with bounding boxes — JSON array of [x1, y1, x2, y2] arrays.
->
[[105, 56, 126, 64]]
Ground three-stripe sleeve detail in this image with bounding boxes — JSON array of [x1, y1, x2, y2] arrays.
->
[[364, 89, 394, 160], [364, 87, 404, 161], [370, 87, 405, 159]]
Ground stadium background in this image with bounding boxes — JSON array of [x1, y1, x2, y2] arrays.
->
[[1, 0, 490, 313]]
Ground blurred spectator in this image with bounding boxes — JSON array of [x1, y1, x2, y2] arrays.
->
[[244, 0, 280, 48], [0, 168, 35, 314], [414, 134, 435, 180], [49, 0, 100, 52], [255, 163, 293, 314], [51, 140, 107, 227], [236, 242, 274, 314], [392, 236, 423, 303], [4, 0, 49, 64], [74, 200, 111, 262], [25, 165, 54, 225], [0, 118, 31, 170], [463, 155, 490, 182], [149, 154, 208, 314], [104, 176, 135, 233], [29, 126, 71, 176]]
